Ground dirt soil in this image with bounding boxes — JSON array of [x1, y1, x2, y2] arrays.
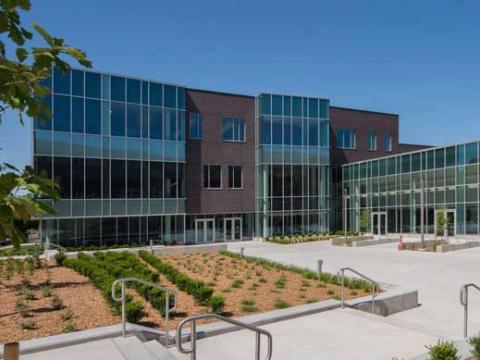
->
[[159, 252, 370, 317]]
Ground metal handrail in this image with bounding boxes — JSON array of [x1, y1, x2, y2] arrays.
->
[[112, 277, 177, 346], [460, 283, 480, 337], [176, 313, 273, 360], [337, 267, 379, 314]]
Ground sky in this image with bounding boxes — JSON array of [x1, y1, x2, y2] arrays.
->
[[2, 0, 480, 169]]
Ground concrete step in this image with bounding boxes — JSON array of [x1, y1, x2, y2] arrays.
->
[[113, 336, 166, 360], [143, 340, 187, 360]]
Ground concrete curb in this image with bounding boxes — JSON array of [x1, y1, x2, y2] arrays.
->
[[437, 240, 480, 253], [353, 237, 401, 247], [331, 235, 374, 246]]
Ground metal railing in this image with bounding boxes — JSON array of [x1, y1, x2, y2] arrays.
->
[[460, 283, 480, 337], [337, 267, 379, 314], [176, 313, 273, 360], [112, 278, 177, 346]]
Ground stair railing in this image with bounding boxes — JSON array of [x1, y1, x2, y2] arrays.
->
[[337, 267, 379, 314], [460, 283, 480, 337]]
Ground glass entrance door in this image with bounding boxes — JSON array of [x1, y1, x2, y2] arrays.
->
[[225, 217, 242, 242], [372, 212, 387, 236], [195, 219, 215, 243]]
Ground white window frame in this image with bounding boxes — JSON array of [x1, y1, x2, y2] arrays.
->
[[228, 165, 243, 189], [203, 164, 222, 189], [222, 117, 245, 142], [368, 130, 377, 151]]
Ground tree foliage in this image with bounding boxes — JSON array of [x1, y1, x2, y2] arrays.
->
[[0, 0, 91, 247]]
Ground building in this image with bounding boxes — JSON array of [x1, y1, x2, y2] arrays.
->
[[33, 67, 431, 247]]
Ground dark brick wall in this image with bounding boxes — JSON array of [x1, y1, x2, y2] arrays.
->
[[330, 106, 400, 167], [185, 89, 255, 214]]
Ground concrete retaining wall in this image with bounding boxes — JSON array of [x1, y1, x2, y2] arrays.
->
[[436, 240, 480, 253], [347, 287, 419, 316], [331, 235, 374, 246], [353, 238, 400, 247]]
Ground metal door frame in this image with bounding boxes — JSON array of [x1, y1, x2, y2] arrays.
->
[[224, 217, 242, 242], [195, 218, 215, 243], [371, 211, 387, 236]]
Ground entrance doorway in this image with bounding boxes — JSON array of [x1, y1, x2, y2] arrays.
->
[[195, 219, 215, 243], [371, 212, 387, 236], [225, 217, 242, 242], [435, 209, 455, 237]]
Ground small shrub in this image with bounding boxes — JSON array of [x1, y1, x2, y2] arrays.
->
[[15, 299, 29, 317], [51, 295, 64, 310], [326, 289, 334, 295], [301, 280, 310, 287], [209, 295, 226, 314], [42, 286, 53, 297], [21, 287, 35, 300], [306, 299, 318, 304], [221, 288, 231, 293], [350, 290, 358, 296], [468, 333, 480, 358], [241, 299, 255, 306], [21, 320, 38, 330], [426, 340, 460, 360], [60, 308, 74, 321], [274, 299, 291, 309], [63, 321, 76, 333], [231, 279, 244, 289], [125, 301, 146, 323], [55, 251, 67, 266], [242, 304, 258, 313], [259, 277, 268, 284], [317, 283, 326, 288], [275, 277, 287, 289]]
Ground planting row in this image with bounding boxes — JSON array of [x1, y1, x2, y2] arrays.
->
[[266, 231, 361, 245]]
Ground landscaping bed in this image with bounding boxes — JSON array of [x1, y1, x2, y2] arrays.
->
[[267, 232, 360, 245]]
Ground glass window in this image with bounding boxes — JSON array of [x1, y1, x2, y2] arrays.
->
[[260, 94, 271, 115], [320, 120, 329, 147], [85, 71, 101, 98], [319, 99, 329, 118], [272, 95, 282, 115], [435, 148, 445, 169], [72, 158, 84, 199], [127, 104, 141, 138], [127, 78, 140, 104], [150, 161, 163, 198], [336, 128, 356, 149], [457, 144, 465, 165], [383, 132, 392, 152], [54, 67, 70, 94], [72, 97, 84, 133], [412, 153, 421, 172], [149, 83, 162, 106], [466, 142, 478, 164], [292, 97, 302, 116], [189, 112, 202, 139], [72, 70, 84, 96], [178, 88, 185, 109], [272, 116, 282, 144], [111, 102, 125, 136], [53, 95, 70, 132], [308, 118, 318, 146], [164, 162, 177, 198], [103, 159, 110, 198], [85, 99, 101, 134], [164, 85, 176, 108], [308, 98, 318, 118], [222, 117, 245, 142], [111, 76, 125, 102], [149, 107, 163, 139], [165, 109, 177, 140], [127, 160, 141, 198], [446, 146, 456, 167], [54, 157, 71, 198], [228, 165, 242, 189], [283, 117, 292, 145], [203, 165, 221, 189], [111, 160, 126, 198], [85, 158, 101, 199], [292, 117, 302, 145], [34, 96, 52, 130], [368, 131, 377, 150]]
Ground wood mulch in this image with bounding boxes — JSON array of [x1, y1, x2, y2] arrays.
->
[[159, 252, 370, 317]]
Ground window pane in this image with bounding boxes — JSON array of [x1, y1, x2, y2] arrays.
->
[[446, 146, 456, 167], [210, 166, 221, 188], [435, 148, 445, 168], [54, 68, 70, 94], [72, 70, 84, 96], [85, 72, 101, 98], [308, 98, 318, 118], [72, 158, 84, 199], [222, 118, 233, 141], [111, 102, 125, 136], [165, 109, 177, 140], [127, 160, 141, 198], [54, 157, 71, 198], [272, 116, 282, 144], [262, 116, 271, 144], [272, 95, 282, 115], [127, 78, 140, 103], [85, 158, 101, 199], [111, 76, 125, 102], [72, 97, 84, 133], [164, 162, 177, 198], [150, 161, 163, 198], [127, 104, 141, 137], [308, 118, 318, 146], [85, 99, 101, 134], [53, 95, 70, 132], [189, 113, 202, 139], [466, 142, 478, 164], [111, 160, 125, 198], [292, 117, 302, 145], [178, 88, 185, 109], [149, 83, 162, 106], [149, 107, 163, 139], [292, 97, 302, 116], [164, 85, 176, 108], [103, 159, 110, 198]]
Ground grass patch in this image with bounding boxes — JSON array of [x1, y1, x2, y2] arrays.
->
[[274, 299, 291, 309]]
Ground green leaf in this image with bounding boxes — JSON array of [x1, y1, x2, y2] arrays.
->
[[15, 47, 28, 62], [31, 23, 53, 46]]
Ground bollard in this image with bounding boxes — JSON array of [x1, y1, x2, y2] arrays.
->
[[317, 260, 323, 275], [150, 239, 154, 254], [240, 247, 244, 257], [4, 342, 19, 360]]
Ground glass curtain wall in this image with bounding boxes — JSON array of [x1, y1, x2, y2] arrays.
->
[[255, 93, 331, 237], [342, 142, 480, 235]]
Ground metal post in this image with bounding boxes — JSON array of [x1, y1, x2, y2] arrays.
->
[[166, 291, 170, 347], [340, 270, 345, 309], [255, 331, 261, 360], [372, 284, 376, 314], [420, 176, 425, 249], [240, 247, 244, 257], [191, 320, 197, 360], [150, 239, 154, 254], [344, 188, 348, 245], [121, 281, 126, 338], [464, 287, 468, 338], [317, 260, 323, 275], [4, 342, 19, 360]]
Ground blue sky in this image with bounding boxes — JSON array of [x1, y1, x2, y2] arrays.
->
[[2, 0, 480, 169]]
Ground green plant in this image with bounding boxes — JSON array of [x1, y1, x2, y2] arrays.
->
[[55, 251, 67, 266], [60, 308, 74, 321], [20, 320, 38, 330], [274, 277, 287, 289], [326, 289, 334, 296], [51, 295, 64, 310], [426, 340, 460, 360], [21, 287, 35, 300], [209, 295, 226, 314], [15, 299, 29, 317], [468, 333, 480, 359], [125, 301, 146, 323], [350, 290, 358, 296], [231, 279, 244, 289], [42, 286, 53, 297], [221, 288, 231, 293], [259, 277, 268, 284], [305, 299, 318, 304], [63, 321, 76, 333], [274, 299, 291, 309]]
